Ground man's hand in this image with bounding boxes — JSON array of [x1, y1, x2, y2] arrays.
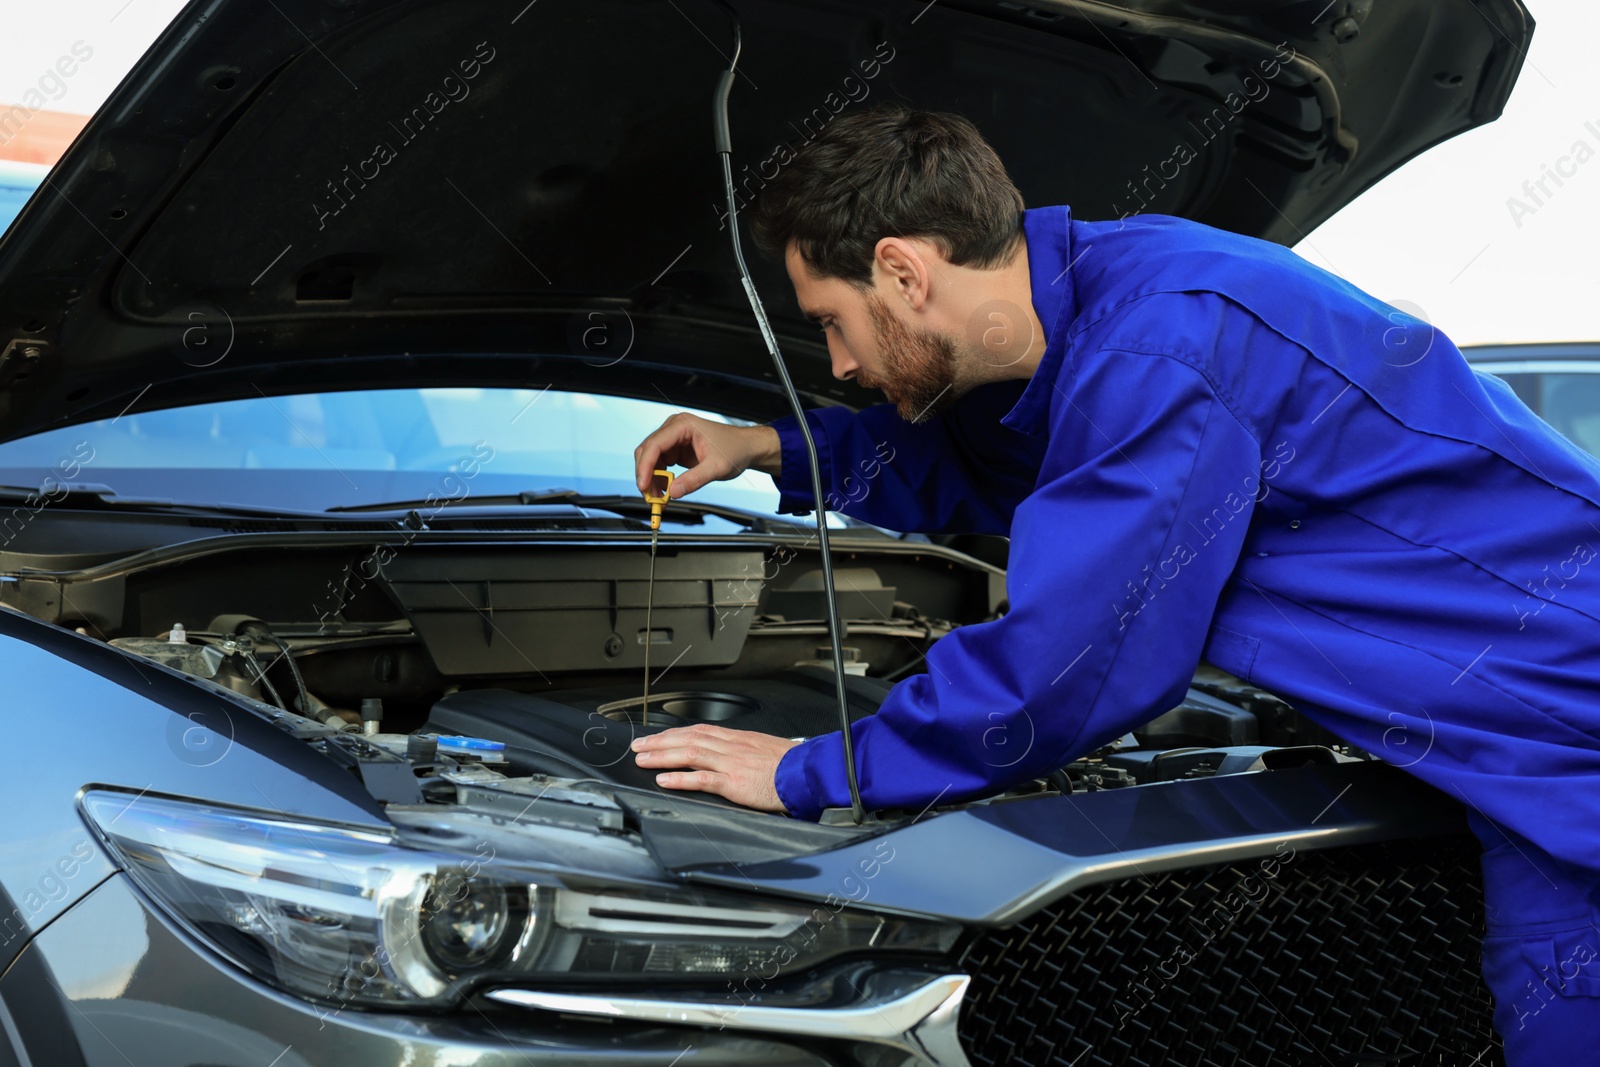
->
[[634, 412, 782, 499], [631, 723, 801, 812]]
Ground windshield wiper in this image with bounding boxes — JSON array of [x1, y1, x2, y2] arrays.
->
[[325, 489, 813, 534], [0, 483, 322, 521], [0, 482, 840, 536]]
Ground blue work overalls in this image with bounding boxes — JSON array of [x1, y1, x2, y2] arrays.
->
[[767, 204, 1600, 1059]]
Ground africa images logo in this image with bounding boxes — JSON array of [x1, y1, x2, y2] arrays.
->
[[0, 40, 94, 147]]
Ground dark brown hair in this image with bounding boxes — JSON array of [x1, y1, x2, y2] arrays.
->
[[747, 105, 1025, 287]]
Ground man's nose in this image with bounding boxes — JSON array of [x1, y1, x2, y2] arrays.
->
[[827, 336, 859, 382]]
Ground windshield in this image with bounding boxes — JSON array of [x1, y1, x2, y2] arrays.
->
[[0, 388, 794, 522]]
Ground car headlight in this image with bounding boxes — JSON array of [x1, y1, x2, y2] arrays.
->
[[81, 790, 954, 1008]]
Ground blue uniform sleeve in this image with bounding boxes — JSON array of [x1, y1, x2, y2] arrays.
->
[[774, 350, 1263, 820], [768, 380, 1046, 534]]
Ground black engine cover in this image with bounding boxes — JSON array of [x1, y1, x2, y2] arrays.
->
[[424, 668, 893, 798]]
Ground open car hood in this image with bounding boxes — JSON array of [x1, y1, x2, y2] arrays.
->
[[0, 0, 1531, 442]]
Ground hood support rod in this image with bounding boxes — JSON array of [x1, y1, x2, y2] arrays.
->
[[709, 9, 865, 825]]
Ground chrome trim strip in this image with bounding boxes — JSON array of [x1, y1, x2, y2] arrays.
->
[[988, 825, 1348, 925], [487, 972, 974, 1067]]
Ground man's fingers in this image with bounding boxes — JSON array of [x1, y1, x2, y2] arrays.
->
[[634, 414, 744, 498], [658, 431, 732, 499], [631, 728, 734, 768], [632, 724, 731, 751], [634, 415, 696, 492], [633, 744, 714, 767], [665, 463, 718, 499], [632, 725, 797, 812], [654, 769, 724, 792], [634, 424, 684, 493]]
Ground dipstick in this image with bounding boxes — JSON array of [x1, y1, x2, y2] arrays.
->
[[642, 469, 674, 728]]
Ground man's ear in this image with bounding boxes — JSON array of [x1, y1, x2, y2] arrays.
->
[[873, 236, 932, 311]]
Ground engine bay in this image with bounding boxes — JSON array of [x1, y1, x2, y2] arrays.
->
[[0, 520, 1361, 816]]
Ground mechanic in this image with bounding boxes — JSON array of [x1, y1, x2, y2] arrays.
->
[[629, 104, 1600, 1059]]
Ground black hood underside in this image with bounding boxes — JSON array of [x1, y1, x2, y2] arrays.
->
[[0, 0, 1531, 440]]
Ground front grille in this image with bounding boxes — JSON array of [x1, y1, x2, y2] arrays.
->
[[957, 836, 1499, 1066]]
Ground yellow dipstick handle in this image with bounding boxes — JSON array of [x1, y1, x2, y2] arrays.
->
[[644, 469, 674, 531]]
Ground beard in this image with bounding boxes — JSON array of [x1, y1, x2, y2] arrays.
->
[[860, 293, 961, 423]]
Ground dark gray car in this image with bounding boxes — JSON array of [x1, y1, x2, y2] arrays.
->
[[0, 0, 1535, 1064]]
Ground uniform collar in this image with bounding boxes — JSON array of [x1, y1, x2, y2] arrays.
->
[[999, 204, 1078, 437]]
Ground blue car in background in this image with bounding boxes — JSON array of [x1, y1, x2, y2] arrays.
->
[[0, 161, 45, 237]]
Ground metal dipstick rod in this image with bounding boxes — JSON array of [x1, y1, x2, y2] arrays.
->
[[641, 468, 674, 728]]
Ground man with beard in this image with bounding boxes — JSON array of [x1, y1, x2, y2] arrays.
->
[[629, 105, 1600, 1059]]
